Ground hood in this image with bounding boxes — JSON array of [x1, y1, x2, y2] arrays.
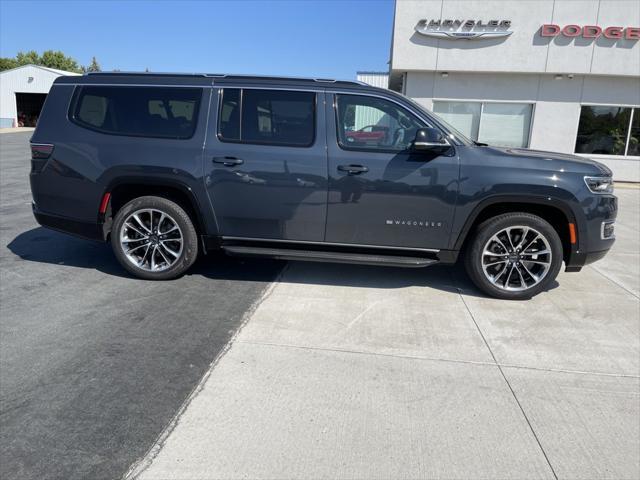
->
[[489, 147, 613, 176]]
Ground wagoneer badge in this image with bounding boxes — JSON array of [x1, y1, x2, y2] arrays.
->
[[415, 19, 513, 40], [386, 219, 443, 228]]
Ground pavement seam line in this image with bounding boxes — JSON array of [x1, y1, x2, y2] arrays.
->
[[588, 264, 640, 300], [457, 288, 560, 480], [121, 263, 290, 480], [236, 340, 640, 379]]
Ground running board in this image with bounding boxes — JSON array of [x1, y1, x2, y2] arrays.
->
[[222, 245, 439, 268]]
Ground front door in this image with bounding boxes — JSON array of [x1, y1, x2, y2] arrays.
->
[[204, 87, 327, 241], [324, 92, 459, 250]]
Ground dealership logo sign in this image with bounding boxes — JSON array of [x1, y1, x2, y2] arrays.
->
[[541, 24, 639, 40], [415, 19, 513, 40]]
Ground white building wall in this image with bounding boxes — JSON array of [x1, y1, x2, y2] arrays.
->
[[0, 65, 79, 127], [405, 71, 640, 181], [392, 0, 640, 76], [356, 72, 389, 88]]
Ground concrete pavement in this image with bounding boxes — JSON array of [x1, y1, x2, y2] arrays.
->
[[131, 189, 640, 479]]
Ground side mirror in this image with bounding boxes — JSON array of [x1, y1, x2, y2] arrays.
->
[[413, 127, 451, 153]]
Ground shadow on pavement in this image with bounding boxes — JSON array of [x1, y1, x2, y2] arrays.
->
[[7, 226, 558, 298]]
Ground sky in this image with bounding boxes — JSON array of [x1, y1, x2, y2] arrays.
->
[[0, 0, 395, 79]]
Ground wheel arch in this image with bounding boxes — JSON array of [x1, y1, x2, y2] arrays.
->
[[453, 195, 581, 264], [102, 179, 208, 241]]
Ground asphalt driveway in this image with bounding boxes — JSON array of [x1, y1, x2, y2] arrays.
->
[[0, 131, 283, 480]]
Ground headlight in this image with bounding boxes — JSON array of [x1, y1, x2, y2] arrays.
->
[[584, 176, 614, 194]]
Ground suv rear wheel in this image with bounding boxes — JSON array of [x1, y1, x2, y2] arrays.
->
[[465, 213, 563, 300], [112, 196, 198, 280]]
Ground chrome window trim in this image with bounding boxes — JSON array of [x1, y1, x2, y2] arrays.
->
[[214, 84, 324, 93], [221, 236, 440, 253]]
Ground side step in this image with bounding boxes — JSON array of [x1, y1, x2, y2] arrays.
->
[[222, 245, 439, 268]]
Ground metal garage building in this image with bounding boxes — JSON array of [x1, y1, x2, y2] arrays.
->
[[0, 64, 80, 128]]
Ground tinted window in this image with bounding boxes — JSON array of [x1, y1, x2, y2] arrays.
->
[[575, 106, 632, 156], [71, 86, 202, 139], [219, 88, 240, 140], [218, 89, 315, 147], [336, 94, 424, 151]]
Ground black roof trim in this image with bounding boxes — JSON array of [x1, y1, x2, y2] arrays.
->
[[85, 72, 367, 86]]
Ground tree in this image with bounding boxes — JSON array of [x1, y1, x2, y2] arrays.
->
[[83, 56, 101, 73], [39, 50, 82, 73], [0, 57, 18, 71], [15, 50, 40, 66], [0, 50, 83, 73]]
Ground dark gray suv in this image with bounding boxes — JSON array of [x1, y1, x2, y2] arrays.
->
[[29, 73, 617, 299]]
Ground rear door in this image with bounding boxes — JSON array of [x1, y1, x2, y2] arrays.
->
[[324, 91, 459, 250], [203, 87, 327, 241]]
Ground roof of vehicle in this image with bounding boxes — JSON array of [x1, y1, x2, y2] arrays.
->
[[53, 72, 383, 91]]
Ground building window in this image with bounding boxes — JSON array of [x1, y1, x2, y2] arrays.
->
[[575, 106, 638, 157], [433, 101, 532, 148]]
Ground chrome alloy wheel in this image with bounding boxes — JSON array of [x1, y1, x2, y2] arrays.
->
[[119, 208, 183, 272], [481, 226, 552, 292]]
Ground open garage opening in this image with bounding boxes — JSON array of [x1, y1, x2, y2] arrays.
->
[[16, 93, 47, 127]]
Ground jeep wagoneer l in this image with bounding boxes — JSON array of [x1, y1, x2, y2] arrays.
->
[[29, 73, 617, 299]]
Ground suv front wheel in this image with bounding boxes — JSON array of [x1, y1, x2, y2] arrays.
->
[[111, 196, 198, 280], [465, 213, 563, 300]]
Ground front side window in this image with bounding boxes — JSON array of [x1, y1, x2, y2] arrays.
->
[[71, 86, 202, 139], [218, 88, 315, 147], [575, 106, 636, 156], [336, 94, 424, 152], [433, 101, 532, 148]]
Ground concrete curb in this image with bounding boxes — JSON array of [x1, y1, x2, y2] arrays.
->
[[0, 127, 35, 134]]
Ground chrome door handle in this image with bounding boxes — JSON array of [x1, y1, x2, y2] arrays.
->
[[337, 164, 369, 175], [213, 156, 244, 167]]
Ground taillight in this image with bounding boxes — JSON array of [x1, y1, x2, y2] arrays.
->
[[31, 143, 54, 160]]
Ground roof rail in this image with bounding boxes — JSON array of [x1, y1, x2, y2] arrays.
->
[[85, 71, 368, 86], [208, 74, 364, 85], [86, 71, 210, 77]]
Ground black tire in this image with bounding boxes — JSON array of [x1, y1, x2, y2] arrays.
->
[[464, 212, 563, 300], [111, 196, 198, 280]]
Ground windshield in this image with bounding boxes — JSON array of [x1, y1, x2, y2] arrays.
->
[[401, 95, 475, 146]]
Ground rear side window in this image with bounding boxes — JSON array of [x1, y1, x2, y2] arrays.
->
[[71, 86, 202, 139], [218, 88, 315, 147]]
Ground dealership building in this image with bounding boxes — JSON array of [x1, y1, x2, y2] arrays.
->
[[386, 0, 639, 181]]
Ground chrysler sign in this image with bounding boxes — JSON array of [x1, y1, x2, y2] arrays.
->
[[415, 19, 513, 39]]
